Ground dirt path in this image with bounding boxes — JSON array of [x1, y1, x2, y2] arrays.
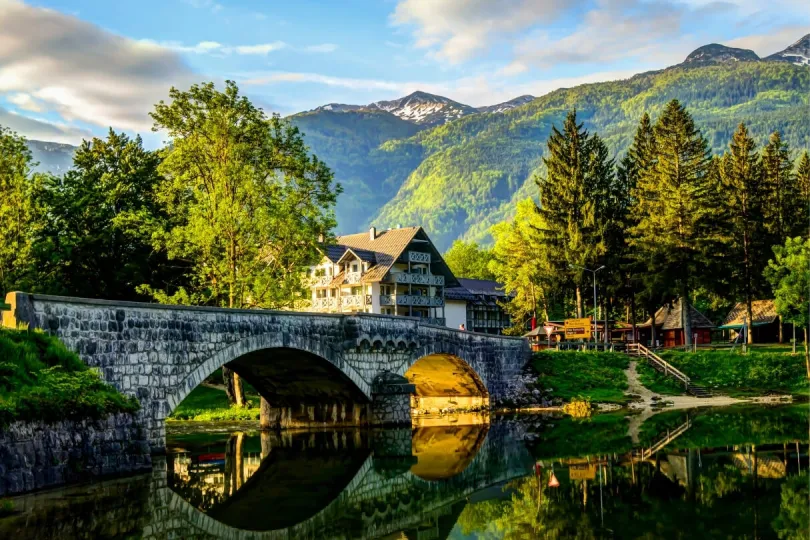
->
[[623, 360, 748, 443]]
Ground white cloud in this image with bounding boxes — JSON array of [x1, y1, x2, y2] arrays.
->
[[243, 72, 404, 91], [7, 92, 45, 112], [142, 39, 223, 54], [0, 0, 197, 132], [0, 106, 93, 144], [726, 25, 810, 57], [303, 43, 338, 54], [503, 0, 689, 73], [232, 42, 288, 55], [392, 0, 580, 63]]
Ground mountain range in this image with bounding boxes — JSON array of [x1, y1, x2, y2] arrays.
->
[[22, 33, 810, 251]]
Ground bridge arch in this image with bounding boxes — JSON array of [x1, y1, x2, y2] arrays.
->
[[168, 334, 372, 423], [401, 352, 490, 413]]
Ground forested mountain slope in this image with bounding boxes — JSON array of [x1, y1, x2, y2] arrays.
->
[[371, 61, 810, 250]]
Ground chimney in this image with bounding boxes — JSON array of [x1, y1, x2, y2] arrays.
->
[[369, 226, 377, 240]]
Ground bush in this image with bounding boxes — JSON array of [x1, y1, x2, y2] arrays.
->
[[659, 350, 808, 395], [532, 350, 630, 404], [0, 328, 139, 427]]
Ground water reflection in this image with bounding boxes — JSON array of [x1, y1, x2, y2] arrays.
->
[[0, 404, 807, 539]]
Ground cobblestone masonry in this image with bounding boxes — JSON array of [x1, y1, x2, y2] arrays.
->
[[4, 293, 531, 451], [0, 413, 151, 496]]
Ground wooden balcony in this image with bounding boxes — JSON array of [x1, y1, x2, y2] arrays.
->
[[345, 271, 362, 284], [380, 294, 443, 307], [407, 251, 431, 264], [385, 272, 444, 286], [309, 275, 332, 287]]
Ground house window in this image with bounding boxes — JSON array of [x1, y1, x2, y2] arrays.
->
[[352, 263, 359, 273]]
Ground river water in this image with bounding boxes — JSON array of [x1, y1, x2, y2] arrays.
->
[[1, 404, 808, 539]]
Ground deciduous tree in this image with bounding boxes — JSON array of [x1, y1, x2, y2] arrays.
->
[[146, 81, 341, 404], [443, 240, 495, 280]]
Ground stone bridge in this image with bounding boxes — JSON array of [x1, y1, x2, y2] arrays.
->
[[3, 293, 530, 451]]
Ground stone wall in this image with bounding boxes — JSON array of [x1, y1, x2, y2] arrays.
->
[[0, 413, 151, 496]]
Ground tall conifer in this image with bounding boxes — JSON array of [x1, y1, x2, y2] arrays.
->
[[721, 123, 765, 343], [629, 100, 715, 345], [762, 131, 800, 242], [796, 151, 810, 213]]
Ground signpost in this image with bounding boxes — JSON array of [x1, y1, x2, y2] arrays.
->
[[564, 317, 592, 340], [544, 324, 555, 349]]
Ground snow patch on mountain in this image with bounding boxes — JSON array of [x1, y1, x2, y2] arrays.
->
[[369, 91, 478, 126], [766, 33, 810, 66], [477, 95, 535, 114]]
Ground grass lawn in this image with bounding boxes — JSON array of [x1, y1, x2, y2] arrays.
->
[[659, 349, 809, 397], [169, 379, 262, 422], [636, 361, 688, 395], [532, 350, 630, 404]]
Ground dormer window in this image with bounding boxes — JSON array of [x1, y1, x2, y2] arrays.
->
[[352, 263, 359, 273]]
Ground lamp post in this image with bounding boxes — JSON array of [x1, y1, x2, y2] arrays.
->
[[570, 264, 605, 343]]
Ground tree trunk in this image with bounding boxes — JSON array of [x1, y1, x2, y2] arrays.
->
[[778, 316, 783, 344], [746, 297, 755, 345], [575, 286, 584, 319], [650, 305, 657, 347], [223, 366, 245, 407], [260, 397, 273, 430], [681, 289, 693, 347], [630, 292, 637, 342]]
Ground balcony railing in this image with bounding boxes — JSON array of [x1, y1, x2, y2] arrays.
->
[[380, 294, 443, 307], [407, 251, 431, 264], [386, 272, 444, 286], [312, 297, 338, 310], [422, 317, 446, 326], [340, 294, 366, 309], [345, 271, 362, 284], [309, 275, 332, 287]]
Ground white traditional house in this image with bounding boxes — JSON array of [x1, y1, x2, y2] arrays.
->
[[306, 227, 459, 326]]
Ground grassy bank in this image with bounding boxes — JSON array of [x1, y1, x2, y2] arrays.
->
[[169, 369, 262, 421], [657, 349, 809, 397], [0, 328, 139, 427], [532, 350, 630, 404]]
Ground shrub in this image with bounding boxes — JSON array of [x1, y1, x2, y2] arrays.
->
[[0, 328, 139, 427], [562, 397, 593, 418]]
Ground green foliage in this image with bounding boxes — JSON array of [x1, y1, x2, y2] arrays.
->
[[765, 236, 810, 329], [169, 384, 260, 421], [33, 129, 176, 300], [0, 125, 41, 296], [530, 411, 633, 458], [0, 328, 139, 427], [762, 131, 803, 243], [773, 473, 810, 540], [145, 80, 340, 310], [489, 198, 555, 329], [532, 350, 630, 403], [659, 349, 808, 394], [443, 240, 494, 280]]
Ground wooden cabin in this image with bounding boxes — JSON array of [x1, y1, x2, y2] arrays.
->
[[719, 300, 787, 343], [637, 298, 714, 348]]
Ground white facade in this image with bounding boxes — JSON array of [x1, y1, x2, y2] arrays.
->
[[445, 299, 468, 330]]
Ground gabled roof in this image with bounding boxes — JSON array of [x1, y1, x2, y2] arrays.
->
[[457, 278, 510, 297], [331, 227, 459, 286], [323, 245, 347, 263], [336, 247, 377, 265], [639, 297, 715, 330], [721, 300, 779, 328]]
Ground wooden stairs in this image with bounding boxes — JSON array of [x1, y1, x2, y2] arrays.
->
[[626, 343, 712, 398]]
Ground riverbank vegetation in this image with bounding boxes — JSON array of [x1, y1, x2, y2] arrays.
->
[[0, 328, 139, 427], [532, 351, 629, 404], [168, 369, 262, 422], [657, 350, 809, 397]]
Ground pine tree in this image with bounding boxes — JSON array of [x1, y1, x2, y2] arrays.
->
[[796, 151, 810, 215], [617, 113, 657, 338], [536, 110, 598, 318], [761, 131, 801, 242], [721, 123, 765, 344], [629, 100, 716, 345]]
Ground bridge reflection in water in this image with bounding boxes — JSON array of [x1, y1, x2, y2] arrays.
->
[[163, 419, 532, 537]]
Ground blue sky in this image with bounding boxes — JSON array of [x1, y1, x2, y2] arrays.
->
[[0, 0, 808, 146]]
